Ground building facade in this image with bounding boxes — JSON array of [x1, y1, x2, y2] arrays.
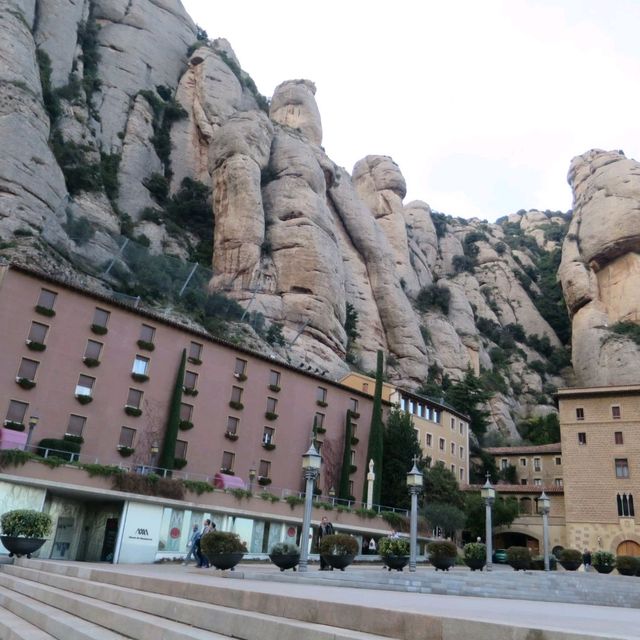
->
[[486, 443, 564, 488]]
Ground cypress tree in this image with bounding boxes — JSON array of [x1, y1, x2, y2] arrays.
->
[[338, 410, 354, 500], [158, 348, 186, 470], [363, 350, 384, 504]]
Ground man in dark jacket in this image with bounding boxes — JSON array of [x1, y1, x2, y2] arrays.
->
[[317, 516, 334, 570]]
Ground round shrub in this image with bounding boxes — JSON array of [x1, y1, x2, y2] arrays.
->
[[557, 548, 582, 571], [615, 555, 638, 576], [319, 533, 358, 556], [506, 546, 531, 571], [1, 509, 52, 538], [269, 542, 299, 556], [427, 540, 458, 559], [200, 531, 246, 557], [593, 550, 616, 574], [378, 536, 410, 556]]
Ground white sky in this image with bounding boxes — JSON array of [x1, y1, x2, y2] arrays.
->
[[181, 0, 640, 222]]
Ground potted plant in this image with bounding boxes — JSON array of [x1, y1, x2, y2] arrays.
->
[[557, 548, 582, 571], [200, 531, 246, 570], [593, 550, 616, 574], [378, 536, 410, 571], [319, 533, 358, 571], [463, 542, 486, 571], [269, 542, 300, 571], [427, 540, 457, 571], [506, 546, 531, 571], [0, 509, 52, 558], [615, 555, 638, 576], [530, 555, 557, 571]]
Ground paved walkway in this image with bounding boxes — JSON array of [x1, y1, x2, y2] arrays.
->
[[91, 562, 640, 639]]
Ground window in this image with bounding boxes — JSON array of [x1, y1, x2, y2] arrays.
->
[[66, 414, 86, 437], [184, 371, 198, 391], [348, 480, 354, 496], [459, 422, 465, 435], [5, 400, 28, 425], [132, 356, 149, 375], [316, 386, 328, 403], [425, 406, 433, 421], [578, 432, 587, 445], [230, 386, 243, 404], [617, 493, 635, 517], [258, 460, 271, 478], [175, 440, 187, 460], [459, 468, 464, 481], [350, 450, 356, 464], [501, 458, 509, 470], [425, 458, 432, 469], [349, 398, 359, 413], [226, 416, 239, 435], [127, 388, 143, 409], [612, 405, 621, 420], [17, 358, 38, 381], [520, 479, 528, 485], [426, 433, 432, 447], [269, 370, 281, 388], [439, 438, 445, 451], [408, 400, 415, 414], [416, 403, 423, 418], [554, 478, 563, 487], [118, 427, 136, 448], [314, 412, 325, 429], [262, 426, 274, 445], [84, 339, 103, 361], [139, 324, 155, 343], [433, 409, 441, 423], [459, 446, 464, 460], [414, 428, 420, 442], [533, 478, 542, 486], [92, 308, 110, 328], [27, 321, 48, 344], [555, 456, 562, 465], [533, 458, 541, 472], [37, 288, 57, 310], [188, 341, 203, 361], [520, 458, 527, 467], [362, 383, 369, 393], [266, 397, 278, 414], [576, 407, 584, 421], [221, 451, 235, 472], [234, 358, 247, 377], [450, 418, 455, 430], [179, 403, 193, 422], [450, 442, 455, 455], [616, 458, 630, 479], [75, 374, 95, 397], [400, 397, 407, 411], [451, 464, 455, 474]]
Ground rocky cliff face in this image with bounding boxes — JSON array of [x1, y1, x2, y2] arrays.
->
[[0, 0, 606, 441]]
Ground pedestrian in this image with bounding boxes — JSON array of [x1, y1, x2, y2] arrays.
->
[[582, 548, 592, 572], [182, 523, 200, 565], [317, 516, 334, 570], [196, 518, 215, 568]]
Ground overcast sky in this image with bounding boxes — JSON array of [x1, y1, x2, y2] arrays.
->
[[181, 0, 640, 222]]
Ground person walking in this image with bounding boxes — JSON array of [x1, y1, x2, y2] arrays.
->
[[196, 519, 215, 568], [317, 516, 334, 570], [182, 523, 200, 565], [582, 548, 592, 572]]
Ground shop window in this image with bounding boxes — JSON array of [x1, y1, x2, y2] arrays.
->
[[576, 407, 584, 421], [616, 458, 630, 479], [5, 399, 29, 425], [118, 427, 136, 448], [27, 321, 48, 344], [127, 388, 143, 409], [221, 451, 235, 472], [66, 414, 86, 437], [75, 374, 95, 397], [612, 405, 621, 420], [17, 358, 38, 381]]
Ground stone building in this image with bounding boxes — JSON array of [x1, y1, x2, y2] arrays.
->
[[486, 443, 563, 488]]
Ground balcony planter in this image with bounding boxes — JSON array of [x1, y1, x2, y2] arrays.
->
[[178, 420, 194, 431], [349, 465, 357, 474], [265, 412, 278, 421], [350, 436, 359, 445], [63, 434, 84, 445], [349, 411, 360, 419], [268, 384, 281, 393], [187, 357, 202, 365], [90, 324, 108, 335], [233, 373, 247, 382], [224, 432, 239, 441], [269, 543, 300, 571], [315, 427, 326, 434], [200, 531, 246, 571], [124, 405, 142, 417], [427, 541, 458, 571], [131, 373, 149, 383], [15, 377, 36, 389], [319, 534, 358, 571], [117, 446, 134, 457], [137, 340, 155, 351], [75, 394, 93, 405], [174, 457, 188, 470], [316, 400, 328, 408], [220, 468, 234, 475], [262, 442, 276, 451], [0, 509, 52, 559], [26, 340, 46, 351], [228, 401, 244, 411], [82, 357, 100, 368], [183, 387, 198, 396], [3, 419, 26, 431], [257, 476, 272, 486], [35, 305, 55, 317]]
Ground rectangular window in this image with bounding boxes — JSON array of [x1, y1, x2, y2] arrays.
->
[[118, 427, 136, 448], [314, 412, 325, 429], [175, 440, 187, 460], [139, 324, 155, 343], [400, 397, 407, 411], [262, 426, 274, 444], [184, 371, 198, 390], [451, 442, 455, 455], [459, 422, 465, 435], [460, 468, 464, 481], [578, 432, 587, 445], [451, 464, 455, 474], [414, 428, 420, 442], [533, 458, 541, 472], [521, 479, 528, 485], [426, 433, 432, 447], [555, 456, 562, 465], [316, 386, 328, 403], [616, 458, 630, 479], [416, 403, 423, 418], [439, 438, 445, 451], [259, 460, 271, 478], [189, 341, 203, 361], [450, 417, 455, 430], [27, 321, 48, 344], [37, 288, 57, 310], [533, 478, 542, 486], [576, 407, 584, 421], [554, 478, 563, 487], [84, 339, 103, 361], [612, 405, 621, 420], [501, 458, 509, 470], [349, 398, 359, 413], [348, 480, 354, 496], [266, 397, 278, 414], [66, 414, 86, 437], [230, 386, 243, 403], [520, 458, 527, 467], [221, 451, 235, 472], [234, 358, 247, 377], [425, 458, 432, 469], [362, 383, 369, 393], [226, 416, 239, 435], [5, 400, 29, 424], [615, 431, 624, 445], [269, 370, 281, 388], [180, 403, 193, 422], [425, 406, 432, 421], [92, 308, 110, 328], [127, 388, 143, 409], [17, 358, 38, 381], [433, 409, 441, 423], [75, 374, 95, 397], [350, 450, 356, 464], [459, 446, 464, 459], [132, 356, 149, 375]]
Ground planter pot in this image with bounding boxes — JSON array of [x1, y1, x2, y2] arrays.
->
[[382, 554, 409, 572], [464, 558, 486, 571], [559, 560, 581, 571], [269, 553, 300, 571], [207, 552, 244, 571], [594, 564, 615, 574], [430, 556, 456, 571], [321, 554, 355, 571], [1, 536, 46, 558]]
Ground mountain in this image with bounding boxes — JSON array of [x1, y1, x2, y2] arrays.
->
[[3, 0, 634, 443]]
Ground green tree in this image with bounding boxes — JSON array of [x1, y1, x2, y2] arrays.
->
[[380, 408, 422, 510], [444, 370, 493, 439], [423, 461, 463, 509], [158, 349, 186, 470], [469, 447, 498, 484], [425, 502, 466, 537], [363, 350, 384, 504], [338, 411, 354, 500], [463, 492, 519, 540], [517, 413, 560, 445]]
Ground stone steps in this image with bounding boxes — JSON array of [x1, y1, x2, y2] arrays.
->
[[0, 595, 58, 640]]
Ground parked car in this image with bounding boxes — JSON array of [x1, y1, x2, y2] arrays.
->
[[492, 548, 508, 563]]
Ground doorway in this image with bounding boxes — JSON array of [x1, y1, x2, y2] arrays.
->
[[617, 540, 640, 556]]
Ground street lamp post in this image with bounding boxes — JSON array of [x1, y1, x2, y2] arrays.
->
[[539, 491, 551, 572], [298, 441, 321, 573], [25, 415, 39, 450], [406, 457, 423, 573], [481, 473, 495, 572]]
